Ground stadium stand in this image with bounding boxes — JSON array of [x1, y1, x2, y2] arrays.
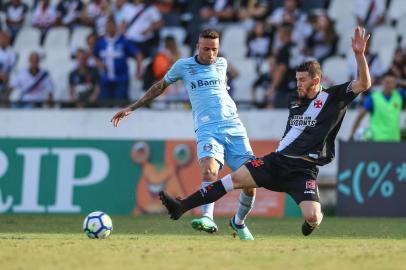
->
[[0, 0, 402, 108]]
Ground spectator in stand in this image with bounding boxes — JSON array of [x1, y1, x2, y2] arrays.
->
[[0, 31, 17, 102], [267, 0, 312, 51], [4, 0, 29, 44], [268, 23, 304, 108], [10, 52, 54, 107], [200, 0, 234, 31], [80, 0, 103, 25], [143, 35, 187, 101], [177, 0, 204, 55], [251, 59, 274, 108], [350, 71, 405, 142], [388, 48, 406, 88], [246, 20, 272, 74], [80, 0, 110, 34], [94, 17, 143, 102], [113, 0, 134, 26], [305, 12, 338, 64], [32, 0, 58, 45], [56, 0, 84, 29], [154, 0, 181, 27], [121, 0, 164, 58], [238, 0, 271, 22], [94, 0, 113, 36], [354, 0, 386, 33], [85, 32, 98, 67], [69, 49, 100, 107]]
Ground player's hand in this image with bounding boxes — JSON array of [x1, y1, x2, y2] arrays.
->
[[352, 26, 370, 55], [111, 107, 133, 127]]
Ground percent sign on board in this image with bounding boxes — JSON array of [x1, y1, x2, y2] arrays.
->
[[338, 161, 406, 204]]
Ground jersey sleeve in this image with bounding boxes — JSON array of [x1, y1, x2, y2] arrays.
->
[[327, 81, 358, 106], [164, 59, 184, 84]]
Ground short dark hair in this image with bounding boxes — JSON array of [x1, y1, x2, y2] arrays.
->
[[296, 60, 322, 79], [199, 29, 220, 40]]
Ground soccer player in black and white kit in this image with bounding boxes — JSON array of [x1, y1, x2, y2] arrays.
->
[[159, 26, 371, 236]]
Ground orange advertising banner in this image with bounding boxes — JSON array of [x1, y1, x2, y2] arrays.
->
[[133, 140, 284, 217]]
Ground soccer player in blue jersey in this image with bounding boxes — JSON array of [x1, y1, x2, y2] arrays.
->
[[94, 17, 143, 101], [111, 29, 256, 240]]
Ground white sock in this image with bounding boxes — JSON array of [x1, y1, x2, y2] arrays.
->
[[200, 181, 214, 219], [234, 192, 255, 225], [220, 174, 234, 192]]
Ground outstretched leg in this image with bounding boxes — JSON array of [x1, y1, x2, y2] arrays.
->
[[159, 166, 258, 220]]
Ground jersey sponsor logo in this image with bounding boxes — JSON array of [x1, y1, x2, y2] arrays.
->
[[190, 79, 226, 89], [290, 115, 317, 127], [305, 180, 316, 190], [250, 158, 264, 168], [314, 99, 323, 108]]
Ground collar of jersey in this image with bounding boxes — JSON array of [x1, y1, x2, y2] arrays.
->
[[194, 55, 216, 65]]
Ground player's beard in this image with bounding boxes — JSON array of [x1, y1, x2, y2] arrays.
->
[[297, 87, 308, 98]]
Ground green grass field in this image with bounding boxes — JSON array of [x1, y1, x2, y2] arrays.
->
[[0, 215, 405, 270]]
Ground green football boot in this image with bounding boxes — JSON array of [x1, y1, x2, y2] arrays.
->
[[229, 216, 254, 240], [191, 216, 218, 233]]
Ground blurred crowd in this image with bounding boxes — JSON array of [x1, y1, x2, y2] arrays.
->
[[0, 0, 404, 113]]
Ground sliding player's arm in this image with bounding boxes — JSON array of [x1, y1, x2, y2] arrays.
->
[[111, 79, 170, 127]]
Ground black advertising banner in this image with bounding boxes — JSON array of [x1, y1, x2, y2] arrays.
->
[[337, 141, 406, 217]]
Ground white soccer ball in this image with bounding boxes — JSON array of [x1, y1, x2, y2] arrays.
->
[[83, 211, 113, 239]]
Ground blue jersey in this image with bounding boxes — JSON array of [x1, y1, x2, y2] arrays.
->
[[94, 35, 137, 82], [164, 56, 238, 130]]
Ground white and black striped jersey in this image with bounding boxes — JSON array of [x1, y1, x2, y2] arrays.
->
[[276, 81, 357, 165]]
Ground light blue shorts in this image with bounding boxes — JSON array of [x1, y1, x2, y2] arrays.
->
[[196, 119, 255, 171]]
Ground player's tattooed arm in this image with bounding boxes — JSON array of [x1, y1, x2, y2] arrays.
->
[[129, 79, 169, 111], [111, 79, 170, 127]]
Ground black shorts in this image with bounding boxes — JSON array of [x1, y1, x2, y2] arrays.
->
[[245, 152, 320, 204]]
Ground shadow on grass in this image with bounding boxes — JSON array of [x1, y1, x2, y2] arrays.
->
[[0, 215, 406, 239]]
